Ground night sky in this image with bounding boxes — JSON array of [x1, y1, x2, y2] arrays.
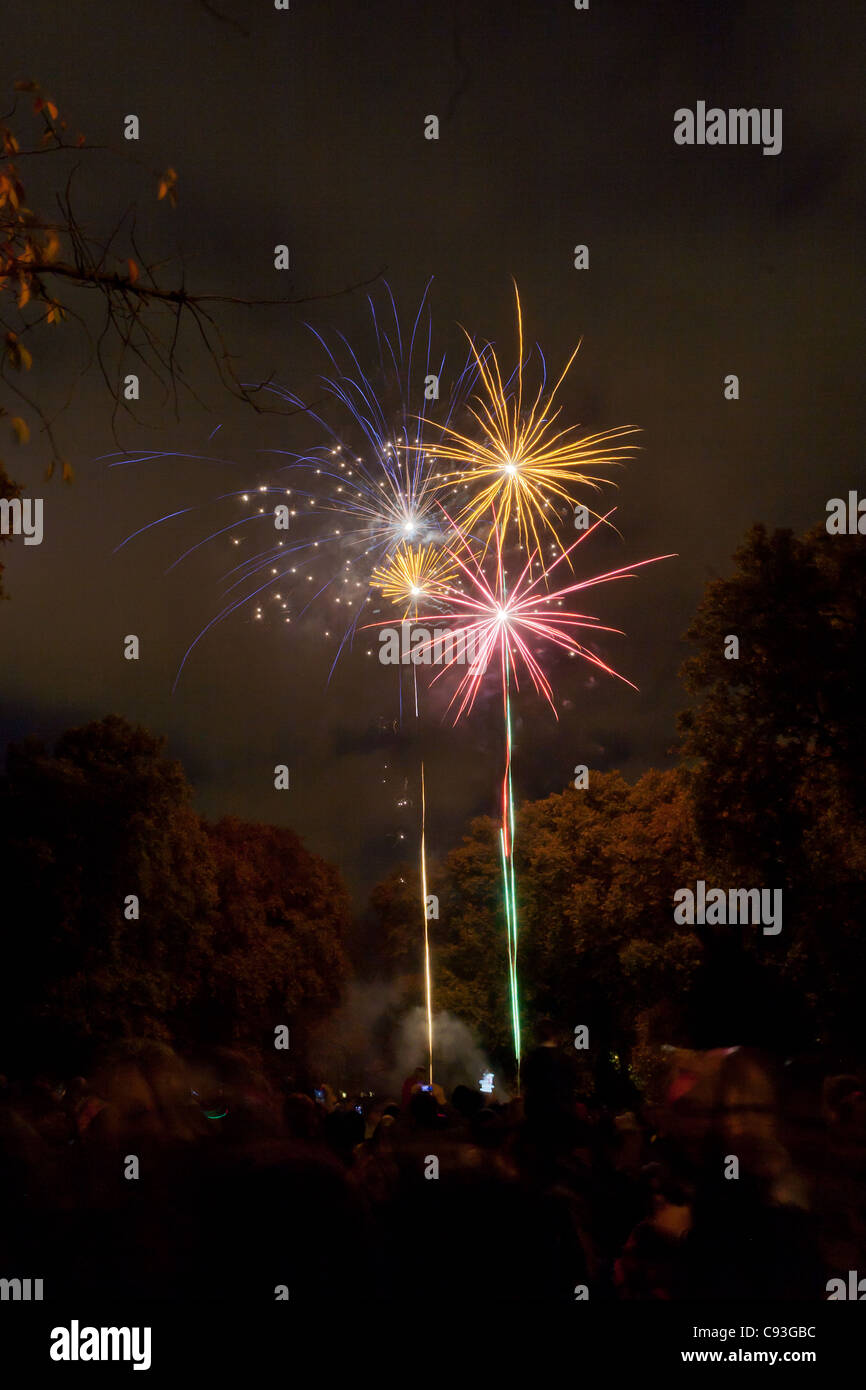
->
[[2, 0, 863, 898]]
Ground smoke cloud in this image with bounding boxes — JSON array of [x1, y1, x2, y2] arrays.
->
[[307, 980, 500, 1099]]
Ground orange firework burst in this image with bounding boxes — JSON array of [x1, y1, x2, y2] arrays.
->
[[370, 541, 457, 618], [432, 284, 639, 556]]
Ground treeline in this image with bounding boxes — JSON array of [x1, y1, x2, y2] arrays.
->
[[367, 524, 866, 1079], [2, 522, 863, 1083], [0, 716, 351, 1074]]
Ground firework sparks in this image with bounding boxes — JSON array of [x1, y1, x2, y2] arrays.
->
[[406, 509, 673, 722], [255, 281, 478, 570], [431, 284, 638, 557], [370, 509, 674, 1081], [370, 541, 457, 618], [419, 763, 434, 1087], [109, 283, 479, 688], [370, 539, 456, 1081]]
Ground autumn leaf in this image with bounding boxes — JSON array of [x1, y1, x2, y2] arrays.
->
[[61, 458, 74, 482], [11, 416, 29, 444], [6, 334, 34, 371], [157, 166, 178, 205], [4, 332, 27, 370], [127, 258, 139, 284], [17, 278, 30, 309]]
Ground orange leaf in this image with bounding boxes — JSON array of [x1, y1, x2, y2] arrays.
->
[[46, 102, 58, 121], [127, 258, 139, 284], [19, 344, 32, 370], [157, 167, 178, 204], [11, 416, 29, 444], [62, 459, 74, 482], [17, 278, 30, 309]]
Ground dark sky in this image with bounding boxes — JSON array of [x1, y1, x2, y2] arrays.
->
[[2, 0, 863, 899]]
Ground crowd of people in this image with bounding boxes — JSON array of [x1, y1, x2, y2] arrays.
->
[[0, 1025, 862, 1302]]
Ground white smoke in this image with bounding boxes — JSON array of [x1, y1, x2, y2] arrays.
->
[[308, 981, 502, 1100], [389, 1005, 504, 1099]]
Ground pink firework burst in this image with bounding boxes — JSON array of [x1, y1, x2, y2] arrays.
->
[[390, 509, 674, 722]]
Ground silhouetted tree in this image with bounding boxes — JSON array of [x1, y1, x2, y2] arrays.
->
[[679, 523, 866, 1053]]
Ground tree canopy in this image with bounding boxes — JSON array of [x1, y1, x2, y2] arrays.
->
[[0, 715, 351, 1071]]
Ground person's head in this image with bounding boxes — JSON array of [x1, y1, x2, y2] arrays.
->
[[409, 1088, 441, 1128], [452, 1084, 484, 1120], [823, 1074, 865, 1125], [283, 1091, 320, 1141]]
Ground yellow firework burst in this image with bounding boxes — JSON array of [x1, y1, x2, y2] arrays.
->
[[432, 284, 639, 556], [370, 542, 456, 617]]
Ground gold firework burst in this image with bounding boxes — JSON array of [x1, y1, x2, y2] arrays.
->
[[433, 284, 639, 556], [370, 542, 456, 617]]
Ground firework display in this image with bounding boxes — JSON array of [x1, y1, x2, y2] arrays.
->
[[6, 5, 861, 1343], [114, 286, 667, 1088], [368, 508, 672, 1075], [110, 283, 476, 686]]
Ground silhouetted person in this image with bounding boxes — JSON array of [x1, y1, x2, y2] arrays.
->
[[401, 1066, 427, 1108], [523, 1019, 578, 1150]]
